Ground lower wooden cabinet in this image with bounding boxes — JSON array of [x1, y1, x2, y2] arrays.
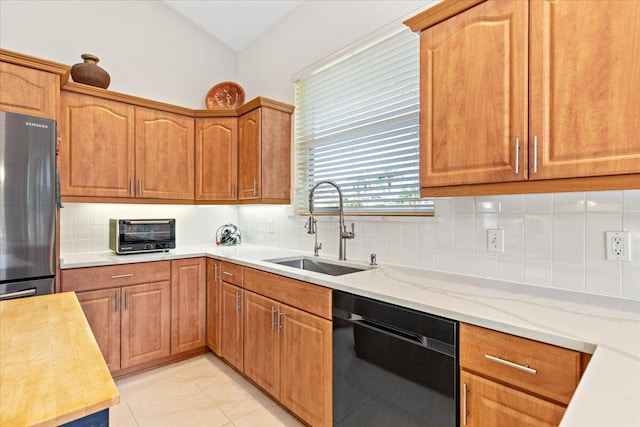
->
[[460, 371, 565, 427], [220, 281, 244, 371], [171, 258, 206, 354], [75, 289, 121, 372], [279, 303, 332, 427], [75, 280, 171, 371], [63, 258, 207, 376], [242, 267, 332, 427], [120, 281, 171, 369], [206, 259, 221, 354], [460, 323, 587, 426]]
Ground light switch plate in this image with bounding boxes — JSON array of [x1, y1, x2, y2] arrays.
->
[[487, 229, 504, 253]]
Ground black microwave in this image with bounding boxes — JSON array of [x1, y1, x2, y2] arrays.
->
[[109, 219, 176, 254]]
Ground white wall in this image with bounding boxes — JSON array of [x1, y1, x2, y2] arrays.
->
[[238, 0, 432, 102], [0, 0, 237, 107]]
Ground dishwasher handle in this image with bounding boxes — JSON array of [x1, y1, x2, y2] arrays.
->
[[345, 312, 455, 358]]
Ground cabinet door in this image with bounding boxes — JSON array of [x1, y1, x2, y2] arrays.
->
[[260, 108, 292, 202], [195, 117, 238, 201], [460, 370, 565, 427], [76, 289, 121, 372], [419, 0, 528, 187], [243, 292, 280, 399], [171, 258, 206, 354], [206, 259, 221, 354], [220, 282, 243, 371], [121, 281, 171, 369], [529, 1, 640, 179], [238, 109, 261, 200], [135, 107, 195, 199], [280, 304, 332, 427], [59, 92, 135, 197], [0, 62, 58, 119]]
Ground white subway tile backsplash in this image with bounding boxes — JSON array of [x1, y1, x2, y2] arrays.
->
[[553, 213, 585, 264], [498, 194, 524, 213], [552, 262, 585, 292], [524, 213, 553, 261], [553, 192, 586, 213], [622, 262, 640, 299], [586, 191, 623, 212], [524, 193, 553, 212], [60, 191, 638, 300], [623, 190, 640, 211], [585, 261, 622, 297]]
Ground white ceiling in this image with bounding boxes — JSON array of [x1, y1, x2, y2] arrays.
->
[[163, 0, 305, 52]]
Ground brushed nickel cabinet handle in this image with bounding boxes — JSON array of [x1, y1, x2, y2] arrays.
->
[[514, 138, 520, 175], [271, 306, 277, 330], [214, 264, 220, 281], [138, 178, 142, 195], [223, 271, 234, 277], [124, 290, 129, 310], [130, 178, 134, 196], [253, 179, 258, 196], [110, 274, 133, 279], [235, 292, 241, 313], [533, 135, 538, 174], [485, 354, 537, 374], [277, 309, 283, 331], [463, 382, 468, 426], [114, 292, 119, 312]]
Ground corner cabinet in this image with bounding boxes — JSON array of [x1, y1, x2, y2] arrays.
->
[[195, 117, 238, 201], [404, 0, 640, 196], [171, 258, 206, 354], [59, 84, 195, 201], [237, 99, 294, 204], [0, 49, 70, 120]]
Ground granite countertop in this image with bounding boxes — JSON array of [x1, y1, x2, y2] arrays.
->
[[61, 244, 640, 427], [0, 292, 119, 426]]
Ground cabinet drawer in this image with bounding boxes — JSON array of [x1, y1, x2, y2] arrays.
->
[[460, 323, 581, 405], [219, 261, 243, 286], [61, 261, 171, 292], [243, 268, 331, 319]]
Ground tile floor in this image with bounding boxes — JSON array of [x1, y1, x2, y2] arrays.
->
[[109, 353, 304, 427]]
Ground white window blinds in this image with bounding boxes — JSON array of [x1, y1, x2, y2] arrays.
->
[[294, 27, 433, 215]]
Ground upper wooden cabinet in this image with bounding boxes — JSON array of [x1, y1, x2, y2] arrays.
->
[[0, 49, 70, 120], [59, 91, 135, 198], [59, 86, 195, 200], [136, 107, 195, 199], [237, 101, 293, 203], [405, 0, 640, 196], [195, 117, 238, 201]]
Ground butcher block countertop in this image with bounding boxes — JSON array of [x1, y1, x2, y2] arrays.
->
[[0, 292, 119, 427]]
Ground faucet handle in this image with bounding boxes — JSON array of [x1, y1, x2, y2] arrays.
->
[[342, 223, 355, 239]]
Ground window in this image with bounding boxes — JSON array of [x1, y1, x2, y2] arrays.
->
[[294, 27, 433, 215]]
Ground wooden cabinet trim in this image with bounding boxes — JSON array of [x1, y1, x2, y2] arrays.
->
[[403, 0, 488, 32], [0, 48, 70, 83]]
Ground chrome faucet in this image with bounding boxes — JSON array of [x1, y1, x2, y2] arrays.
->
[[306, 180, 355, 261]]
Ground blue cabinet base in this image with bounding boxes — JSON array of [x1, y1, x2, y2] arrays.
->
[[59, 408, 109, 427]]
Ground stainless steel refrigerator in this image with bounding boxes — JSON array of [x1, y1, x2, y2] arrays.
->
[[0, 110, 56, 300]]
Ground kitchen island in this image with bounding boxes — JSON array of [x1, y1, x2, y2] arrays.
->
[[0, 292, 119, 426], [61, 244, 640, 427]]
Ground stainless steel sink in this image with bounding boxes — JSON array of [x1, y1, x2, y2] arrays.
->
[[264, 256, 372, 276]]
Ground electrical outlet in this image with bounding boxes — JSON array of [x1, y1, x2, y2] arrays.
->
[[487, 229, 504, 253], [606, 231, 631, 261]]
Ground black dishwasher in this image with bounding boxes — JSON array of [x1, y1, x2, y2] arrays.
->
[[333, 291, 458, 427]]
